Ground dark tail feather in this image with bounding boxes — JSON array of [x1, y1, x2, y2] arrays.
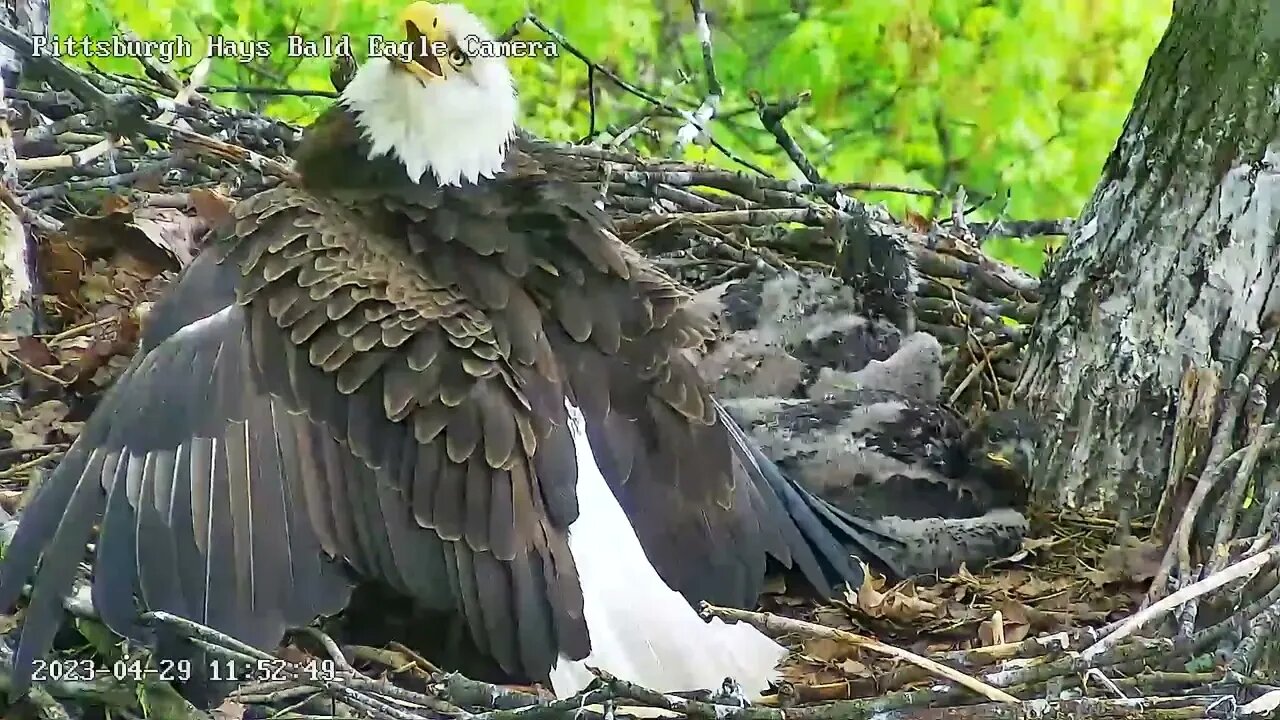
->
[[0, 445, 93, 612], [785, 477, 907, 578], [6, 464, 107, 698], [717, 401, 905, 595], [152, 625, 238, 709]]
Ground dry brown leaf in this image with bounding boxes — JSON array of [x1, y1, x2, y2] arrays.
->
[[80, 271, 116, 306], [863, 582, 938, 623], [1036, 591, 1077, 612], [1004, 622, 1031, 643], [1082, 566, 1119, 587], [92, 353, 133, 388], [8, 400, 71, 448], [851, 572, 886, 612], [57, 335, 95, 352], [977, 610, 1005, 645], [7, 426, 45, 449], [22, 399, 69, 426], [101, 194, 132, 214], [6, 336, 62, 393], [213, 700, 246, 720], [129, 208, 205, 267], [992, 569, 1030, 592], [939, 599, 986, 623], [904, 210, 931, 233], [838, 658, 868, 676], [66, 205, 209, 276], [39, 234, 88, 301], [1013, 575, 1059, 599], [1100, 536, 1164, 583], [802, 637, 852, 662], [64, 339, 126, 386], [111, 264, 149, 294], [994, 602, 1031, 642], [811, 607, 850, 630], [190, 187, 235, 227], [14, 336, 57, 369], [955, 564, 981, 584]]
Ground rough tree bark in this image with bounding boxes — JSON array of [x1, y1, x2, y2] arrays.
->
[[0, 0, 47, 338], [1017, 0, 1280, 516]]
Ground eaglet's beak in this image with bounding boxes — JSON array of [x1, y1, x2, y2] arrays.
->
[[985, 452, 1012, 470], [393, 1, 448, 83]]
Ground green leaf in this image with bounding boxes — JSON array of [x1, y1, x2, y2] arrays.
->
[[50, 0, 1169, 275], [75, 617, 123, 663], [1184, 653, 1218, 673]]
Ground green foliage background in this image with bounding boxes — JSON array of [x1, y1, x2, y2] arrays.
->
[[51, 0, 1169, 274]]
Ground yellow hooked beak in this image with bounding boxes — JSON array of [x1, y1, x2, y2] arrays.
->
[[985, 452, 1012, 469], [393, 1, 449, 83]]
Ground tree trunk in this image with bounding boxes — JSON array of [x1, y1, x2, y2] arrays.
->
[[1017, 0, 1280, 517], [0, 0, 48, 338]]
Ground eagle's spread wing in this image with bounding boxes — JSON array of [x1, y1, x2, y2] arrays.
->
[[0, 252, 361, 699], [0, 157, 887, 698], [0, 186, 593, 696]]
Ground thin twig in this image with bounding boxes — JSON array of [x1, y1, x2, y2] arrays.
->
[[501, 13, 769, 176], [674, 0, 722, 151], [197, 85, 338, 99], [700, 603, 1021, 704], [1083, 545, 1280, 661]]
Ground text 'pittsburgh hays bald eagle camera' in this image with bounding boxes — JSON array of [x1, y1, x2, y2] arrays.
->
[[0, 1, 928, 707]]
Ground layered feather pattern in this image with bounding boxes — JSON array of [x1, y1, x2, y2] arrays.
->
[[0, 109, 899, 705]]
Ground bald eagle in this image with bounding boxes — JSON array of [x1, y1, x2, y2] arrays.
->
[[0, 1, 899, 705]]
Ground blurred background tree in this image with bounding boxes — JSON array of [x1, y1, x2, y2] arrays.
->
[[51, 0, 1168, 274]]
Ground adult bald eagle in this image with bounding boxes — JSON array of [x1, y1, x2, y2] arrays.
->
[[0, 1, 899, 705]]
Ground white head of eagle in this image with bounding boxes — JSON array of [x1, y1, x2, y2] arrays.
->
[[340, 2, 518, 186]]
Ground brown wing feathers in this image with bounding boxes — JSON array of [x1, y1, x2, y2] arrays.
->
[[0, 263, 358, 701], [0, 187, 575, 695], [0, 151, 823, 699], [228, 189, 591, 673], [396, 175, 801, 610]]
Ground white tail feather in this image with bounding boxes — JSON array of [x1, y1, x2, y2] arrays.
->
[[549, 401, 787, 699]]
